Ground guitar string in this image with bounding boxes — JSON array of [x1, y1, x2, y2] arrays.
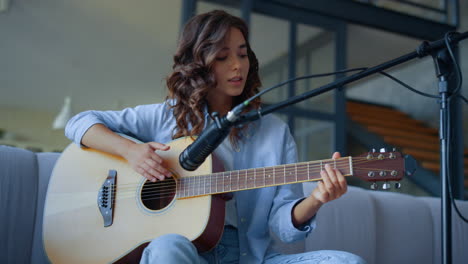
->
[[114, 158, 365, 190], [112, 157, 373, 188], [114, 157, 371, 189], [110, 160, 399, 200], [113, 158, 389, 195], [114, 163, 356, 201], [114, 162, 401, 202]]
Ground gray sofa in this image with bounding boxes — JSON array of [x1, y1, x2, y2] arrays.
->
[[1, 145, 468, 264]]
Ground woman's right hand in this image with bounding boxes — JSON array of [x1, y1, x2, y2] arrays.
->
[[123, 142, 172, 182]]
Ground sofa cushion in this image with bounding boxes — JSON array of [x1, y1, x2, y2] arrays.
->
[[303, 185, 377, 264], [0, 146, 39, 264], [418, 196, 468, 264], [372, 191, 433, 264], [31, 152, 60, 264]]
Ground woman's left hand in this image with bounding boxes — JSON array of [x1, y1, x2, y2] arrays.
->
[[310, 152, 348, 205], [292, 152, 348, 227]]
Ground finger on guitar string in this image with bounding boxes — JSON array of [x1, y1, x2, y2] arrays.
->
[[325, 163, 339, 188], [144, 158, 171, 177], [335, 168, 347, 194], [320, 165, 335, 193], [136, 167, 157, 182], [140, 163, 166, 181]]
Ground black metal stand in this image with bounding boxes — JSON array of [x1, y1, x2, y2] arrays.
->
[[433, 48, 454, 264]]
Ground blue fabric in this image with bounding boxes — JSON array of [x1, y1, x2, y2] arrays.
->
[[139, 226, 366, 264], [65, 102, 316, 263]]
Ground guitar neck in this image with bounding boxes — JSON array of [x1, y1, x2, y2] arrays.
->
[[176, 157, 353, 198]]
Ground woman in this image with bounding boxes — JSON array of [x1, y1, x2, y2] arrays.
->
[[65, 10, 365, 264]]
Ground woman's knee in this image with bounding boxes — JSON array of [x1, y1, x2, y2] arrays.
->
[[140, 234, 199, 264], [320, 250, 367, 264]]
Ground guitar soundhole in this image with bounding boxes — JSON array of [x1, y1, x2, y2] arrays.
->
[[141, 178, 176, 211]]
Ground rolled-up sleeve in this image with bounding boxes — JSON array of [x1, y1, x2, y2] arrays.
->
[[268, 126, 316, 242], [65, 103, 168, 147]]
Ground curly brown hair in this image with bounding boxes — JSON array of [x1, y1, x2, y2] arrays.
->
[[166, 10, 262, 145]]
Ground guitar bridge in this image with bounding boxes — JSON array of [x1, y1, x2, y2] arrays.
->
[[98, 170, 116, 227]]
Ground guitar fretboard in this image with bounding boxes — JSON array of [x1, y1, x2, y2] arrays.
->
[[175, 157, 353, 198]]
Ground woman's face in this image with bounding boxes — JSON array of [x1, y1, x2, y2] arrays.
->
[[209, 27, 250, 104]]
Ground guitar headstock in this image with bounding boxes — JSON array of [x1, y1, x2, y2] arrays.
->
[[353, 148, 416, 190]]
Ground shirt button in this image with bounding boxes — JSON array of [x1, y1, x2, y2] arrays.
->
[[241, 252, 247, 256], [241, 218, 246, 223]]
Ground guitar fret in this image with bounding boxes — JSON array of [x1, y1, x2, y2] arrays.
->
[[254, 169, 256, 188], [203, 175, 207, 195], [199, 176, 203, 195], [273, 166, 276, 185], [215, 172, 218, 193], [295, 164, 297, 182], [229, 171, 232, 191], [197, 176, 200, 196], [222, 172, 225, 192], [226, 173, 231, 192], [283, 165, 286, 184], [255, 167, 263, 188], [235, 170, 239, 191], [248, 169, 254, 189], [189, 177, 193, 197], [193, 176, 200, 196], [245, 170, 248, 189]]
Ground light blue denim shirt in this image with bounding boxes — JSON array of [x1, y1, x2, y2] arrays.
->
[[65, 102, 316, 263]]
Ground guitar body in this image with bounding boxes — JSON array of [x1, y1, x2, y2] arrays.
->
[[43, 137, 225, 264]]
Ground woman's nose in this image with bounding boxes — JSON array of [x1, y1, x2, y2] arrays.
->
[[231, 56, 241, 70]]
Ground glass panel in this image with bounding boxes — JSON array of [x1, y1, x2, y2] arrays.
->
[[294, 118, 334, 162], [251, 13, 289, 105], [295, 24, 335, 113]]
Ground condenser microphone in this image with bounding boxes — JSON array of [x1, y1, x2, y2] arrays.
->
[[179, 112, 233, 171]]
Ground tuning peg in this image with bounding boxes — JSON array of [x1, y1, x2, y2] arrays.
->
[[382, 182, 391, 190], [372, 148, 376, 153], [380, 147, 387, 153], [395, 182, 402, 189], [370, 182, 378, 190]]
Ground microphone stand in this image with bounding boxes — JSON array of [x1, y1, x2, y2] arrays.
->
[[233, 31, 468, 264]]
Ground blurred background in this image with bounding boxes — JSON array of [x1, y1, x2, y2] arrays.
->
[[1, 0, 467, 198]]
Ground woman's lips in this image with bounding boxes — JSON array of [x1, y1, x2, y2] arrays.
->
[[228, 77, 243, 85]]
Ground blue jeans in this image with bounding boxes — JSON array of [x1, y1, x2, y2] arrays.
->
[[140, 226, 366, 264]]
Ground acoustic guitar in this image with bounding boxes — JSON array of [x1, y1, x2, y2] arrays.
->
[[43, 136, 415, 263]]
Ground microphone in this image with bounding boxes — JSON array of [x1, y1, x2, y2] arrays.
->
[[179, 112, 234, 171]]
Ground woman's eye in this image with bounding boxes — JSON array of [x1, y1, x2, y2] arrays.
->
[[216, 56, 227, 61], [240, 54, 248, 58]]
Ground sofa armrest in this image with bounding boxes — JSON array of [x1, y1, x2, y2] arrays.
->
[[0, 146, 39, 264]]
